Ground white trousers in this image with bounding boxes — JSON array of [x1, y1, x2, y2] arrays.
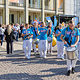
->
[[23, 39, 32, 59], [67, 59, 77, 70], [39, 40, 47, 57], [77, 42, 80, 59], [57, 41, 64, 58], [65, 47, 77, 71], [32, 39, 40, 53], [47, 42, 52, 53], [38, 42, 40, 54]]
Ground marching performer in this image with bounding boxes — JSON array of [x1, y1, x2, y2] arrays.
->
[[39, 22, 47, 58], [55, 24, 64, 59], [61, 21, 79, 76], [31, 22, 39, 54], [21, 24, 33, 59], [47, 22, 54, 54]]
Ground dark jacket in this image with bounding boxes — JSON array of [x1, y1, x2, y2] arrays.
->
[[4, 29, 15, 42]]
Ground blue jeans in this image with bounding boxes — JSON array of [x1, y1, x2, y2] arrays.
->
[[14, 32, 19, 41]]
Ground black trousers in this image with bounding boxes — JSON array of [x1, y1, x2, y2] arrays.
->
[[0, 35, 4, 46], [6, 42, 13, 54]]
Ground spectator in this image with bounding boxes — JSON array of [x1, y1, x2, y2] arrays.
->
[[0, 24, 5, 46], [4, 25, 15, 54]]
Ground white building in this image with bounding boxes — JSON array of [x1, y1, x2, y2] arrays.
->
[[0, 0, 78, 25]]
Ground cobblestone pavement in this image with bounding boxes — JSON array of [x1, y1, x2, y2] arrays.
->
[[0, 40, 80, 80]]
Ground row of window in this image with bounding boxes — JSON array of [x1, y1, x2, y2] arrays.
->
[[0, 0, 64, 11]]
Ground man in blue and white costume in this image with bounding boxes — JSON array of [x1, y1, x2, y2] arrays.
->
[[21, 24, 33, 59], [55, 24, 64, 59], [31, 21, 39, 54], [47, 22, 54, 54], [61, 21, 79, 76], [39, 22, 47, 58]]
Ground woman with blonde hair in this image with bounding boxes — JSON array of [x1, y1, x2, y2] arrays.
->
[[4, 25, 14, 54]]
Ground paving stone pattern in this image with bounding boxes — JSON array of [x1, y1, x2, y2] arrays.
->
[[0, 40, 80, 80]]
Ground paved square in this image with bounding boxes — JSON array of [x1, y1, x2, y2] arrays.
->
[[0, 40, 80, 80]]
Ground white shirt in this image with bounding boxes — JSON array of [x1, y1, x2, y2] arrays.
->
[[0, 27, 5, 35]]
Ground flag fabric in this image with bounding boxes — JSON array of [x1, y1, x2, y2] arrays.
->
[[32, 17, 41, 25], [54, 16, 57, 27], [58, 0, 63, 9], [72, 17, 79, 26], [46, 17, 51, 22], [46, 17, 54, 28], [74, 17, 79, 26]]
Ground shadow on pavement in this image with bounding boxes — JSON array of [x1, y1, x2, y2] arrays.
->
[[0, 73, 43, 80], [72, 61, 80, 78], [75, 64, 80, 73], [0, 55, 66, 66], [0, 51, 6, 52], [41, 67, 67, 76]]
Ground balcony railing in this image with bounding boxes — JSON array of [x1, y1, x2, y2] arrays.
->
[[0, 1, 4, 5], [29, 4, 41, 9], [45, 6, 55, 11], [58, 8, 64, 12], [9, 2, 24, 7]]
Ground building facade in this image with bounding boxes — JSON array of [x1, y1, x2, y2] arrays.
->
[[76, 0, 80, 21], [0, 0, 77, 25]]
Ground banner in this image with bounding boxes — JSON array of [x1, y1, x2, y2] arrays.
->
[[46, 17, 52, 22], [54, 16, 57, 27], [72, 17, 79, 26], [46, 17, 54, 28], [58, 0, 63, 9]]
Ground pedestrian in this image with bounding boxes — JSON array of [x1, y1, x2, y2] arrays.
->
[[4, 25, 15, 54], [0, 24, 5, 46], [55, 24, 64, 59], [47, 22, 54, 54], [31, 21, 39, 54], [20, 24, 24, 38], [13, 24, 19, 41], [21, 23, 33, 59], [61, 20, 79, 76]]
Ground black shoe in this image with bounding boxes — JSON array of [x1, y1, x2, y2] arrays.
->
[[72, 67, 75, 74], [31, 49, 34, 52], [11, 52, 13, 54], [67, 70, 70, 76]]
